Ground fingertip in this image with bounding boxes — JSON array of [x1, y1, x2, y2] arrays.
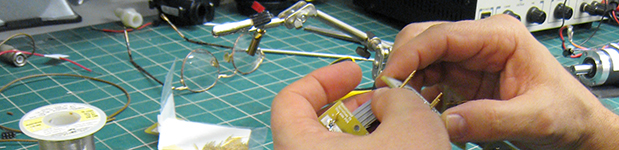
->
[[330, 59, 360, 70], [441, 100, 512, 142], [441, 103, 475, 142], [444, 113, 467, 140]]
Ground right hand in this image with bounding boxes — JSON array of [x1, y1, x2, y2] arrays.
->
[[377, 15, 619, 149]]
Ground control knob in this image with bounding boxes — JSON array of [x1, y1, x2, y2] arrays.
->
[[526, 7, 546, 24]]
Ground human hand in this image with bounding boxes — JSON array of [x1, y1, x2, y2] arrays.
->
[[377, 14, 619, 149], [271, 61, 450, 149]]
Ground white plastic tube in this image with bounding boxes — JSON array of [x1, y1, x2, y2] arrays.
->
[[114, 8, 143, 28]]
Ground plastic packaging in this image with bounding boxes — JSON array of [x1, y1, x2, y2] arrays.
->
[[155, 60, 267, 150]]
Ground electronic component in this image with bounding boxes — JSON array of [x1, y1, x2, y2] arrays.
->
[[317, 100, 370, 135], [317, 75, 438, 135], [570, 43, 619, 86], [318, 75, 517, 150], [1, 132, 15, 139], [353, 0, 618, 32], [149, 0, 215, 26], [0, 44, 27, 67]]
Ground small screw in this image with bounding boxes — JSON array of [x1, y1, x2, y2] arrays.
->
[[6, 112, 13, 116]]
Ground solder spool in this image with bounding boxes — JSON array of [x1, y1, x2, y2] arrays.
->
[[19, 103, 107, 150], [0, 44, 27, 67]]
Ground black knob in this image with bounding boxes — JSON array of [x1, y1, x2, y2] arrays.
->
[[581, 1, 610, 16], [527, 7, 546, 24], [593, 1, 608, 15], [503, 10, 521, 20], [554, 3, 573, 19]]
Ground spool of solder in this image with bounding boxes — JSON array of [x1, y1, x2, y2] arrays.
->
[[19, 103, 107, 150]]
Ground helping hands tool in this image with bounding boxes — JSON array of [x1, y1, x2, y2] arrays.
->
[[212, 1, 392, 79]]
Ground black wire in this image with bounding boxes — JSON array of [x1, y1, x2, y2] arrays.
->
[[558, 0, 568, 51], [184, 38, 233, 49], [578, 10, 613, 46], [123, 29, 165, 85]]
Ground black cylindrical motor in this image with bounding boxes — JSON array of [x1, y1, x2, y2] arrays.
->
[[150, 0, 215, 25]]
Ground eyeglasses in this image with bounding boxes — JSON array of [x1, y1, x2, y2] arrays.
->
[[179, 46, 264, 92], [160, 13, 266, 74], [123, 30, 265, 92], [143, 14, 372, 92]]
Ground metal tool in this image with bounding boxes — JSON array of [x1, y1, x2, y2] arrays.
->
[[303, 25, 361, 44], [570, 43, 619, 86], [260, 48, 374, 62], [212, 1, 392, 79]]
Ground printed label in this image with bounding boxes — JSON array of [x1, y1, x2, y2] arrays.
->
[[23, 117, 50, 132], [74, 108, 100, 121], [21, 104, 104, 137]]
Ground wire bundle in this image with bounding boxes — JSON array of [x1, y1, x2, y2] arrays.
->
[[559, 0, 619, 58]]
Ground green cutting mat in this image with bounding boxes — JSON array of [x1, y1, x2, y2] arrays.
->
[[1, 1, 619, 150]]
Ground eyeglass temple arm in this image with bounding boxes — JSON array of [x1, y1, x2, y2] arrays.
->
[[124, 29, 165, 85]]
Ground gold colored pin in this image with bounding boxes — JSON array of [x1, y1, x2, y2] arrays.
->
[[430, 92, 443, 108], [399, 70, 416, 88]]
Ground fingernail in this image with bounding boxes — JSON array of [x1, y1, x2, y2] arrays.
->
[[445, 114, 467, 140], [373, 87, 389, 97]]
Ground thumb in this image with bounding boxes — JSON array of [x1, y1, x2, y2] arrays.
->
[[442, 97, 538, 142], [369, 88, 450, 149]]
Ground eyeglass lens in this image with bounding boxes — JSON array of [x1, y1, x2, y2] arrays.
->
[[232, 33, 265, 74], [181, 49, 220, 92]]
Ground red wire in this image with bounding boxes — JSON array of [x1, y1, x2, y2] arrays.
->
[[0, 50, 92, 72], [558, 26, 584, 58], [613, 11, 619, 24], [59, 58, 91, 72], [559, 26, 567, 50], [92, 22, 152, 33]]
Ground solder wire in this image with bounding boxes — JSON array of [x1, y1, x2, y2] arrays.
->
[[0, 73, 131, 143]]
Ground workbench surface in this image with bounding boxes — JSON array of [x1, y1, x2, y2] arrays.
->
[[1, 1, 619, 149]]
